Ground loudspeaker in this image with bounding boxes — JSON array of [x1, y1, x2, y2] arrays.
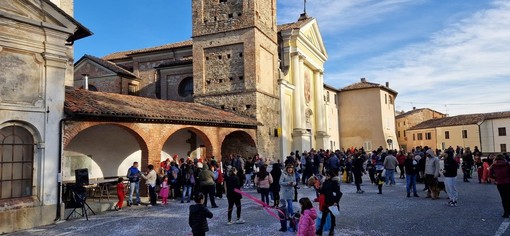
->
[[75, 168, 89, 186]]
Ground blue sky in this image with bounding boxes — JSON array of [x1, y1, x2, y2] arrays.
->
[[74, 0, 510, 116]]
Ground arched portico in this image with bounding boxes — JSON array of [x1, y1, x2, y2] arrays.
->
[[221, 130, 257, 159], [63, 122, 149, 179], [161, 127, 213, 162]]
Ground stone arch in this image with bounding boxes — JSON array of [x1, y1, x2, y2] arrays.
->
[[0, 120, 42, 144], [221, 130, 257, 159], [63, 122, 149, 179], [161, 126, 213, 162]]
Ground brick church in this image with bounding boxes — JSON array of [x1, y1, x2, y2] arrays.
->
[[68, 0, 337, 181]]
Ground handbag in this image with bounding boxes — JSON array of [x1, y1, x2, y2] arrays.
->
[[329, 205, 340, 216], [381, 169, 387, 177]]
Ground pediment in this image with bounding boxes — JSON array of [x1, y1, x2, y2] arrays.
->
[[0, 0, 85, 35], [299, 19, 328, 59], [75, 59, 117, 77]]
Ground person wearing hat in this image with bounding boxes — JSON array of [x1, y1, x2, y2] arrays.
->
[[424, 149, 440, 199]]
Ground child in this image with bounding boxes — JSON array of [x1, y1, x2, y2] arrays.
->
[[189, 193, 213, 236], [159, 176, 170, 205], [297, 197, 317, 236], [114, 177, 124, 211], [278, 199, 288, 232], [376, 172, 385, 194]]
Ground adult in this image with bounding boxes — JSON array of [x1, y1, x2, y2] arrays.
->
[[443, 150, 459, 207], [303, 152, 313, 185], [397, 150, 407, 179], [254, 165, 273, 205], [404, 154, 419, 197], [383, 150, 398, 185], [143, 164, 157, 206], [168, 161, 180, 199], [225, 167, 244, 224], [424, 149, 440, 199], [352, 154, 365, 193], [327, 153, 340, 175], [244, 157, 254, 188], [181, 163, 195, 203], [126, 162, 142, 206], [316, 170, 341, 236], [232, 155, 245, 187], [270, 162, 282, 208], [160, 158, 171, 176], [462, 147, 474, 181], [489, 154, 510, 218], [199, 164, 218, 208], [280, 165, 297, 216]]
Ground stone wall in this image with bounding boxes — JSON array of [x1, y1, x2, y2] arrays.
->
[[204, 44, 246, 94]]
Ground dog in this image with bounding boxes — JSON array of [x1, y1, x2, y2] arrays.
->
[[429, 181, 447, 199]]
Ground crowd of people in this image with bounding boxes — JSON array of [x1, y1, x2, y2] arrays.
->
[[117, 146, 510, 236]]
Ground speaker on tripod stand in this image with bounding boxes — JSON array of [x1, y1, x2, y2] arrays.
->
[[75, 168, 89, 186]]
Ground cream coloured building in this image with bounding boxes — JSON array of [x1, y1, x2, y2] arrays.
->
[[324, 84, 341, 151], [395, 108, 445, 151], [480, 115, 510, 153], [407, 111, 510, 153], [0, 0, 90, 233], [338, 78, 399, 151]]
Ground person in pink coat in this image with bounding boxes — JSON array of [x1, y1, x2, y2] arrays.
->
[[297, 197, 318, 236]]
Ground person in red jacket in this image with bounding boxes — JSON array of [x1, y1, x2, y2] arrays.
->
[[489, 154, 510, 218], [114, 177, 125, 210]]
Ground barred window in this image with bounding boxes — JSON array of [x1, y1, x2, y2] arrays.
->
[[0, 125, 34, 199]]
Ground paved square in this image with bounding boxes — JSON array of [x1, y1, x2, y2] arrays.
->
[[11, 175, 509, 236]]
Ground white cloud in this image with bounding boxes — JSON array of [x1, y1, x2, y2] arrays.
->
[[321, 0, 510, 115], [278, 0, 421, 34]]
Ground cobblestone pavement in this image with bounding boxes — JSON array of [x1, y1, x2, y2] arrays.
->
[[10, 174, 510, 236]]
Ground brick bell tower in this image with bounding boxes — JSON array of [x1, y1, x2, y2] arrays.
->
[[192, 0, 281, 159]]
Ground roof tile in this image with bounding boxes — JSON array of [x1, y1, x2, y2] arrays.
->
[[64, 88, 258, 127]]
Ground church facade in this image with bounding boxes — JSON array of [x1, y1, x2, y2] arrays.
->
[[74, 1, 338, 162]]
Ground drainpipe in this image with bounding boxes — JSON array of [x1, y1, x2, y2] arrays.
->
[[82, 74, 89, 90], [55, 118, 66, 221], [477, 121, 483, 155]]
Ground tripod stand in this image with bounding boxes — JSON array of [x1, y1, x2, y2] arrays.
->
[[65, 185, 96, 221]]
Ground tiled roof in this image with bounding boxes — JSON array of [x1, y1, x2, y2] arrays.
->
[[409, 111, 510, 130], [395, 108, 445, 119], [64, 88, 258, 127], [77, 54, 137, 78], [277, 16, 314, 32], [102, 17, 315, 61], [340, 80, 398, 95], [323, 83, 340, 92], [102, 40, 193, 60]]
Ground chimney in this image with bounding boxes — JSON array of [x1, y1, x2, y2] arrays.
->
[[360, 78, 366, 82], [385, 82, 389, 87], [82, 74, 89, 90]]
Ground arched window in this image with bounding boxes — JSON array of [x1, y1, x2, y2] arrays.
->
[[178, 77, 193, 97], [0, 125, 34, 199]]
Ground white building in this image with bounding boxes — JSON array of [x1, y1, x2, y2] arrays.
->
[[479, 113, 510, 153]]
